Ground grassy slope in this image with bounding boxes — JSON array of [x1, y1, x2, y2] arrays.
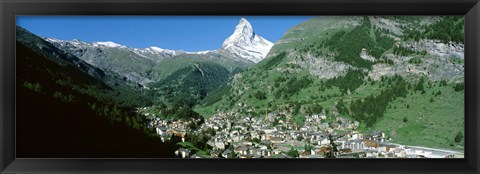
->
[[151, 57, 204, 81], [373, 83, 464, 150], [196, 16, 464, 151], [151, 53, 251, 82], [268, 16, 361, 56]]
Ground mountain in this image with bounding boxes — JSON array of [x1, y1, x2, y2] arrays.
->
[[196, 16, 464, 150], [45, 18, 273, 86], [17, 27, 107, 81], [16, 26, 144, 89], [221, 18, 274, 63], [16, 26, 179, 158], [39, 18, 274, 122], [149, 61, 231, 108], [46, 38, 160, 85]]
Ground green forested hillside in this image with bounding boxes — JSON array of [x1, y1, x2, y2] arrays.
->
[[196, 16, 464, 150], [403, 16, 464, 43], [151, 61, 231, 104], [144, 61, 232, 120]]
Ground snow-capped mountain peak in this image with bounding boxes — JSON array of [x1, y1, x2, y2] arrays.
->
[[222, 18, 274, 63], [231, 18, 254, 38]]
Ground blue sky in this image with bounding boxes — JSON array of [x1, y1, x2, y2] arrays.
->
[[17, 16, 312, 52]]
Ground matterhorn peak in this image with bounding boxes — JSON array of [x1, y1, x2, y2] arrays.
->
[[221, 18, 274, 63], [233, 18, 254, 36], [239, 17, 250, 25]]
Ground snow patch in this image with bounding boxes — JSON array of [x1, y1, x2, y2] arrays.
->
[[194, 50, 213, 54], [44, 37, 62, 43], [94, 41, 123, 48], [147, 46, 179, 55]]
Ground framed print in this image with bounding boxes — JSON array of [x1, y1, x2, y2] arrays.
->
[[1, 0, 479, 173]]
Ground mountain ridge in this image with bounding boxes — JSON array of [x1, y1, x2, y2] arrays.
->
[[44, 18, 274, 85]]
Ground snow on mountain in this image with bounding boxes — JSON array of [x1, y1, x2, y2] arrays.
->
[[46, 38, 183, 60], [45, 17, 273, 65], [45, 38, 89, 48], [147, 46, 178, 54], [93, 41, 124, 48], [132, 47, 185, 60], [221, 18, 274, 63], [186, 50, 214, 54]]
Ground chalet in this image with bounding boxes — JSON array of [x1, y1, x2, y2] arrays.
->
[[385, 145, 396, 152], [248, 146, 256, 155], [365, 149, 379, 158], [339, 148, 353, 153], [258, 144, 268, 150], [231, 135, 242, 142], [250, 131, 260, 139], [319, 138, 330, 146], [175, 148, 191, 158], [272, 149, 282, 155], [221, 149, 233, 158], [235, 146, 248, 155], [268, 136, 283, 143], [363, 139, 379, 149], [343, 139, 366, 150], [316, 147, 331, 156], [372, 131, 386, 139], [214, 141, 225, 150], [155, 127, 168, 136], [319, 123, 329, 129], [330, 123, 341, 129], [300, 150, 311, 157]]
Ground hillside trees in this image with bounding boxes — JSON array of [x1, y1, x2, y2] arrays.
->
[[350, 75, 407, 127], [319, 17, 395, 69], [455, 131, 463, 143], [273, 75, 313, 99], [148, 62, 231, 120], [403, 16, 464, 43], [324, 69, 365, 94]]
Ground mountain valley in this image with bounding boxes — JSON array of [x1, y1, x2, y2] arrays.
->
[[16, 16, 465, 158]]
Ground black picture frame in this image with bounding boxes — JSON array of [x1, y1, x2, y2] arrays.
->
[[1, 0, 479, 173]]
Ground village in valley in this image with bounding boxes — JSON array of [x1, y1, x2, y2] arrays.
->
[[16, 16, 465, 159], [139, 107, 463, 159]]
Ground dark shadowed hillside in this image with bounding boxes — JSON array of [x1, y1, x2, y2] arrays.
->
[[16, 37, 179, 158]]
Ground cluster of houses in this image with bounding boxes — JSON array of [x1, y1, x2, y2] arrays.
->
[[195, 113, 402, 158], [142, 108, 462, 158], [147, 116, 201, 142]]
